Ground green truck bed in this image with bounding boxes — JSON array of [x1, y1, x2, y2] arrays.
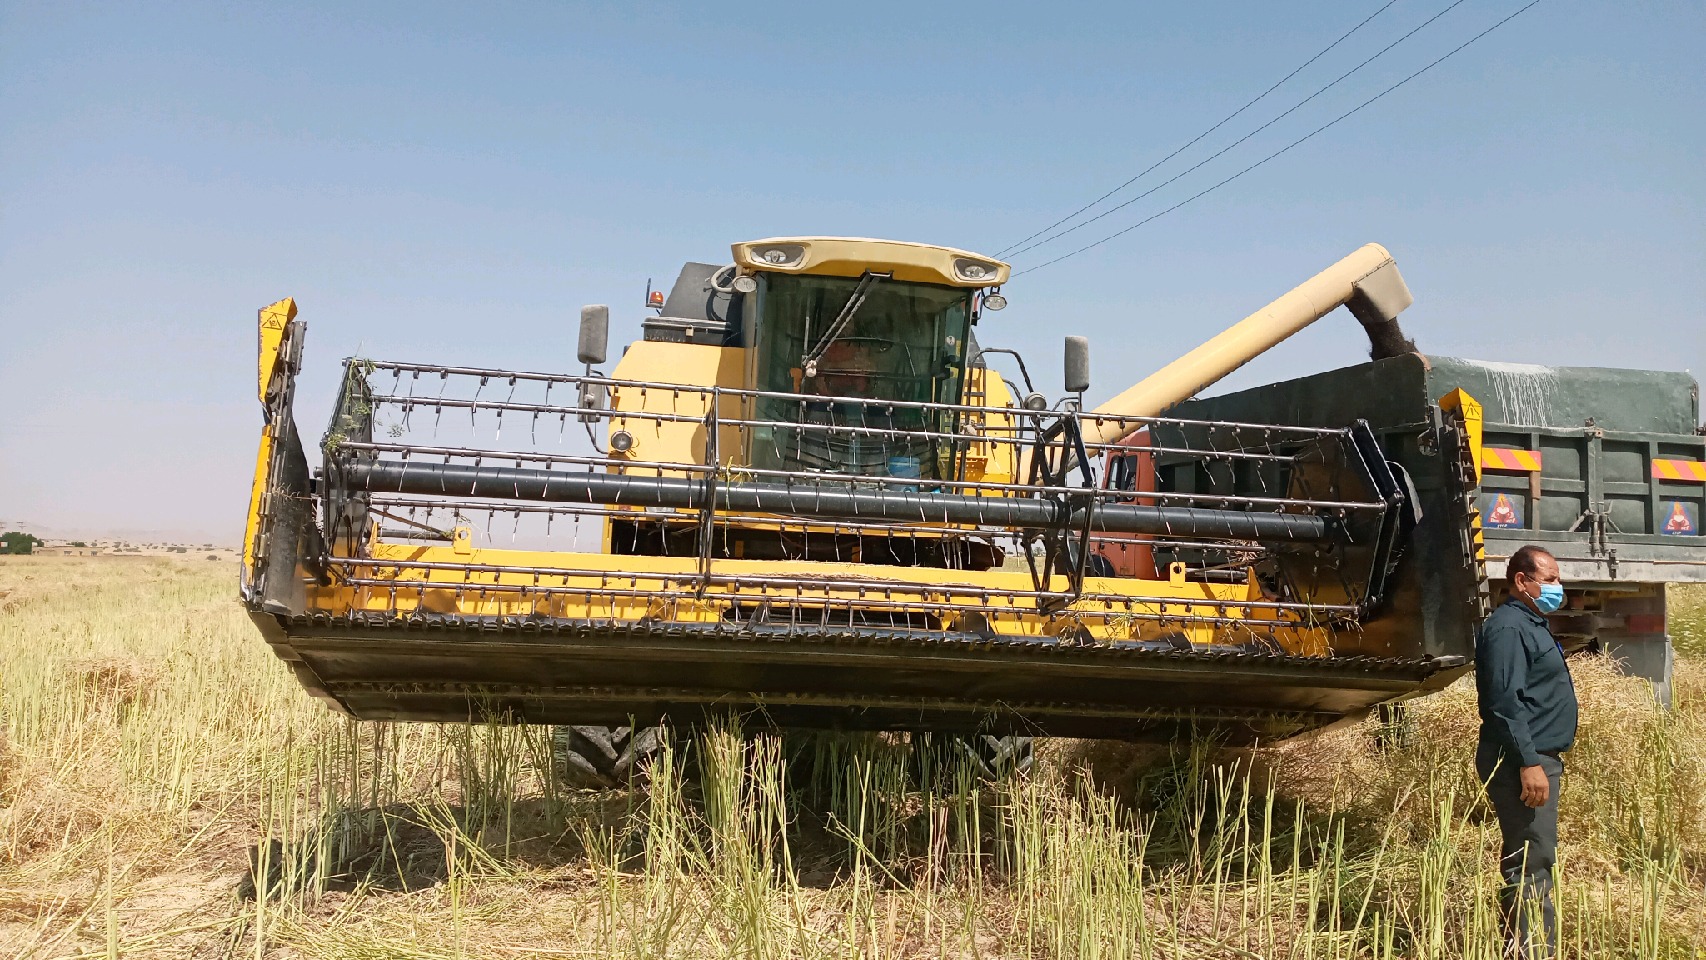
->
[[1174, 353, 1705, 704]]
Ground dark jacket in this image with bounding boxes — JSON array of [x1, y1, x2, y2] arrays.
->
[[1475, 597, 1579, 768]]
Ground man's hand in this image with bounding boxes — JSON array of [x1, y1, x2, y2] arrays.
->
[[1519, 764, 1550, 808]]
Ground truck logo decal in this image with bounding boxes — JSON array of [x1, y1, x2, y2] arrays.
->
[[1484, 493, 1523, 528], [1661, 501, 1699, 536]]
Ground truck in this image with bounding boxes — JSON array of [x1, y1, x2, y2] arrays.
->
[[1170, 355, 1704, 706]]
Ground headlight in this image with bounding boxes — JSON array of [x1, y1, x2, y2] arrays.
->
[[982, 292, 1007, 311], [732, 275, 758, 294], [1021, 392, 1049, 412], [953, 257, 1000, 283], [608, 430, 635, 454], [751, 244, 805, 267]]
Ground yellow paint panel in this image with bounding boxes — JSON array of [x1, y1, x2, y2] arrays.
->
[[732, 237, 1009, 287], [314, 542, 1330, 653], [1438, 388, 1484, 481], [1439, 389, 1488, 574], [957, 365, 1020, 485], [243, 297, 297, 583], [241, 424, 274, 582], [256, 298, 297, 402], [607, 340, 747, 472]]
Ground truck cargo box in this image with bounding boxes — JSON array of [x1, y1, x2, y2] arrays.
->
[[1173, 354, 1704, 703]]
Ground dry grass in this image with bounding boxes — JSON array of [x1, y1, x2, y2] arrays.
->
[[2, 556, 1704, 958]]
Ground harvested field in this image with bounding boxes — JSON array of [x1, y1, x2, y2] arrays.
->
[[2, 556, 1703, 958]]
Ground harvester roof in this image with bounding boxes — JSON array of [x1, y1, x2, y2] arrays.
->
[[732, 236, 1010, 288]]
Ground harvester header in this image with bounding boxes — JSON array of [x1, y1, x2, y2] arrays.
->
[[240, 239, 1488, 744]]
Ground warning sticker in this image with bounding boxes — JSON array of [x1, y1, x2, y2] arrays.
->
[[1482, 492, 1524, 529], [1660, 501, 1699, 536]]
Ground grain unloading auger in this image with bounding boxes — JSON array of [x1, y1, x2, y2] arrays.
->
[[242, 239, 1487, 745]]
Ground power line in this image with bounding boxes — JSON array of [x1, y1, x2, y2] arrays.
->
[[995, 0, 1399, 259], [1013, 0, 1544, 278], [1004, 0, 1472, 262]]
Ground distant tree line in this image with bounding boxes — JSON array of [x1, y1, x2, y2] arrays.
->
[[0, 533, 43, 555]]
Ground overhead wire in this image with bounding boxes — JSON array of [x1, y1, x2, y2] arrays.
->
[[1012, 0, 1544, 277], [994, 0, 1400, 259], [1004, 0, 1473, 262]]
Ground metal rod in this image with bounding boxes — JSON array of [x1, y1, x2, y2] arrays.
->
[[344, 441, 1384, 511], [360, 360, 1350, 435], [366, 393, 1315, 464], [340, 459, 1342, 542], [366, 496, 1288, 554]]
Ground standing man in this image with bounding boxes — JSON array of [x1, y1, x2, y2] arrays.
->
[[1475, 544, 1578, 958]]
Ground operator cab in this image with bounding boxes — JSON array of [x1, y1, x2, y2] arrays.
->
[[730, 238, 1010, 483], [613, 237, 1013, 571]]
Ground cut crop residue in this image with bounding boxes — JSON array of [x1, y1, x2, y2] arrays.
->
[[1463, 359, 1560, 426]]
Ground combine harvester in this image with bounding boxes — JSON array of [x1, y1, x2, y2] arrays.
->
[[240, 237, 1704, 779]]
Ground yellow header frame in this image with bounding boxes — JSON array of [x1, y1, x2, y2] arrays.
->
[[243, 297, 298, 580]]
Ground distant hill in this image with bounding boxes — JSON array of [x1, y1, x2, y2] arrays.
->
[[0, 519, 236, 549]]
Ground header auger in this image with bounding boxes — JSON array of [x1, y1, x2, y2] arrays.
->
[[242, 238, 1486, 745]]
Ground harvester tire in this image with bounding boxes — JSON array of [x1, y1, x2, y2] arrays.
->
[[551, 725, 664, 789], [914, 733, 1034, 785], [966, 734, 1035, 780]]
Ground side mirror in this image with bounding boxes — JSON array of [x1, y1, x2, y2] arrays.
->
[[1064, 335, 1090, 395], [578, 305, 610, 366]]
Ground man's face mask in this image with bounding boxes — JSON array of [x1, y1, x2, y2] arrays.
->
[[1535, 582, 1566, 613]]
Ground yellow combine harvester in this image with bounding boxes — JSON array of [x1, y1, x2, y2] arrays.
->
[[242, 237, 1488, 775]]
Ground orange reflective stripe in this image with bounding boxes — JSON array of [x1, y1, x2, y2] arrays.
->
[[1653, 459, 1706, 483], [1481, 448, 1543, 472]]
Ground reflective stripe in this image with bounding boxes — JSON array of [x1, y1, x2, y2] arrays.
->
[[1482, 448, 1543, 472], [1652, 458, 1706, 483]]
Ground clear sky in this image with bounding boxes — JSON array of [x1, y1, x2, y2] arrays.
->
[[2, 0, 1701, 542]]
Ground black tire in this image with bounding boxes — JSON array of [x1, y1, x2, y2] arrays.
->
[[551, 725, 665, 789], [914, 733, 1035, 786], [1373, 702, 1417, 751], [965, 734, 1035, 780]]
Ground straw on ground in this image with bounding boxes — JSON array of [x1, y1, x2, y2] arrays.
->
[[2, 557, 1703, 958]]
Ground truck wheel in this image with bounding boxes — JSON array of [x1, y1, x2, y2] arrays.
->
[[551, 725, 665, 789]]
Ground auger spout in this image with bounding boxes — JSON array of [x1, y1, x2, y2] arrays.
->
[[1084, 243, 1414, 445]]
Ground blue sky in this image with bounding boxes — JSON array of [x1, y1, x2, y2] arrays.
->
[[2, 0, 1701, 541]]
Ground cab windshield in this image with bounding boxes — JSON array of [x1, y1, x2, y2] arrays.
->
[[751, 273, 973, 481], [756, 273, 970, 403]]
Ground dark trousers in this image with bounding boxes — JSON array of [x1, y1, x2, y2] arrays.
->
[[1476, 741, 1562, 959]]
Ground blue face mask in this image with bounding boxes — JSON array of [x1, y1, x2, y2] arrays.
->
[[1534, 582, 1566, 614]]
